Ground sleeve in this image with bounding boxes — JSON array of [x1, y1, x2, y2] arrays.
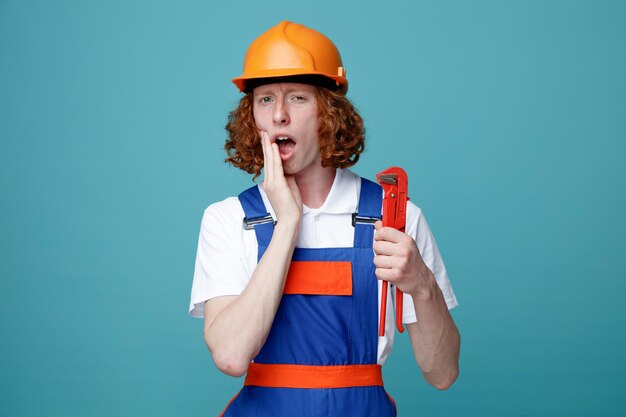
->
[[400, 201, 458, 324], [188, 199, 251, 318]]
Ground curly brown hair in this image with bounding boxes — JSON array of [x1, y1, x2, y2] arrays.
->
[[224, 87, 365, 179]]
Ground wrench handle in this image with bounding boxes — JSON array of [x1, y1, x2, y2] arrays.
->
[[379, 281, 388, 337], [396, 287, 405, 333]]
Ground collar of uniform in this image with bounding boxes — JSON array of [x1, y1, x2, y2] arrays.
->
[[307, 168, 359, 215], [258, 168, 359, 219]]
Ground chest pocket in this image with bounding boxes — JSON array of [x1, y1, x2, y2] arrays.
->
[[284, 261, 352, 296]]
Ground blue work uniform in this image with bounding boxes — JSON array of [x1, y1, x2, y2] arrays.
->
[[219, 178, 397, 417]]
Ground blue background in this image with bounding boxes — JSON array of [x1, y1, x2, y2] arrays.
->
[[1, 1, 625, 416]]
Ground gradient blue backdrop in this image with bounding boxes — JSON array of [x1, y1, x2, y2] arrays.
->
[[1, 1, 625, 416]]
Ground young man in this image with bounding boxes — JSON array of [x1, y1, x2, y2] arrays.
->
[[189, 21, 460, 416]]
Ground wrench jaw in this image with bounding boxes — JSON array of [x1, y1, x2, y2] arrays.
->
[[378, 174, 399, 228], [378, 173, 398, 185], [376, 167, 408, 232]]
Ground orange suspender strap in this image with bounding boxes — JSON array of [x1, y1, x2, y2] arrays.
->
[[244, 363, 384, 389]]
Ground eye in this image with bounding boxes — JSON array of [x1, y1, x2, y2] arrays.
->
[[257, 96, 273, 104], [291, 95, 307, 102]]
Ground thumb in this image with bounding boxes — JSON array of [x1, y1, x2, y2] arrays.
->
[[374, 220, 383, 240]]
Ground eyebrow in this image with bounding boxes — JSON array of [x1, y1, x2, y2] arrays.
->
[[284, 87, 313, 94], [255, 86, 315, 95]]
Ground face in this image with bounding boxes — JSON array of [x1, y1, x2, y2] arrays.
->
[[252, 82, 323, 178]]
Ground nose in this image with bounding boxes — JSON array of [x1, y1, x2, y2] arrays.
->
[[272, 99, 290, 126]]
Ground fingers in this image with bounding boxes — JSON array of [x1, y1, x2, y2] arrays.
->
[[373, 251, 408, 285], [261, 131, 273, 184], [375, 267, 400, 282], [259, 130, 302, 225], [374, 224, 409, 244], [373, 252, 395, 269], [373, 228, 419, 286], [261, 130, 286, 185], [373, 240, 397, 256], [271, 141, 284, 180]]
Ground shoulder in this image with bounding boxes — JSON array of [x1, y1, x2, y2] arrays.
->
[[405, 200, 436, 243], [406, 200, 424, 225], [336, 168, 362, 192], [204, 196, 244, 219], [197, 191, 259, 268], [200, 193, 248, 233], [341, 168, 361, 182]]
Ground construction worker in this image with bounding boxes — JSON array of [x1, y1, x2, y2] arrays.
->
[[189, 21, 460, 416]]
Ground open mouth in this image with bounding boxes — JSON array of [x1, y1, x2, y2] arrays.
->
[[275, 136, 296, 158]]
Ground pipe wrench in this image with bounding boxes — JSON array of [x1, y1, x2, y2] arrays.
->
[[376, 167, 408, 337]]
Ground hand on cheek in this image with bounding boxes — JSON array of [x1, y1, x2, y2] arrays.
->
[[260, 130, 303, 227]]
